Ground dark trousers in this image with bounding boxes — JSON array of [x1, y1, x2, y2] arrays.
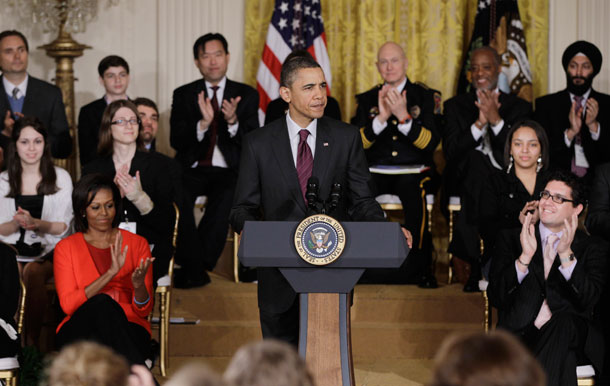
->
[[56, 294, 150, 365], [182, 166, 237, 273], [522, 312, 589, 386], [449, 151, 496, 274], [368, 172, 433, 280], [259, 299, 300, 348]]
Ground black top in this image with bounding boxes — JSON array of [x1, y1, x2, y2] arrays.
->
[[479, 169, 547, 263], [83, 151, 178, 280], [0, 242, 19, 357], [15, 194, 44, 219]]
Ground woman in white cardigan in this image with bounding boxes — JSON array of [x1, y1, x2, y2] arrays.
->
[[0, 116, 73, 348]]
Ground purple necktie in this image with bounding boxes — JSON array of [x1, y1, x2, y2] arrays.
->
[[571, 95, 587, 177], [296, 129, 313, 204]]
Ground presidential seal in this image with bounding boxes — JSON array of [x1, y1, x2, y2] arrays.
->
[[294, 214, 346, 266]]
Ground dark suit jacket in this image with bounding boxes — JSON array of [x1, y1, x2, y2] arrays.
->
[[488, 227, 609, 370], [264, 96, 342, 125], [169, 78, 259, 170], [82, 151, 177, 279], [77, 97, 107, 167], [351, 80, 441, 166], [586, 163, 610, 239], [229, 116, 386, 313], [0, 75, 71, 159], [534, 89, 610, 175]]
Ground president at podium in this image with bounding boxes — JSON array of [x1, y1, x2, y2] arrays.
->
[[229, 55, 412, 345]]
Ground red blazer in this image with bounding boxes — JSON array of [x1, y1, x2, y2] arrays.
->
[[54, 229, 154, 334]]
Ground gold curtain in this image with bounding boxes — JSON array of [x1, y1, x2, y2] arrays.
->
[[244, 0, 548, 121]]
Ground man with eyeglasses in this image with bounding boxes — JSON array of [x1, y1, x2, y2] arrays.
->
[[78, 55, 131, 168], [488, 169, 609, 385], [0, 30, 71, 162]]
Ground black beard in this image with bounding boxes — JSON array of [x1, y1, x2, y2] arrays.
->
[[566, 73, 593, 96]]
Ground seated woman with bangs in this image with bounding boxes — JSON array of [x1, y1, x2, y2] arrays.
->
[[0, 116, 73, 348], [54, 173, 154, 367]]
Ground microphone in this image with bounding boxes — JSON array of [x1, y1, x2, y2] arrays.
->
[[328, 182, 341, 214], [306, 177, 319, 212]]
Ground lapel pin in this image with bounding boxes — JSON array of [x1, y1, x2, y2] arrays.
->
[[323, 142, 329, 147]]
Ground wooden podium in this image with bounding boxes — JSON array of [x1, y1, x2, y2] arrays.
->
[[239, 221, 409, 386]]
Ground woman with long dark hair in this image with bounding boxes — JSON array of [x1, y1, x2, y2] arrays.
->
[[478, 119, 550, 279], [83, 99, 175, 283], [0, 116, 73, 347]]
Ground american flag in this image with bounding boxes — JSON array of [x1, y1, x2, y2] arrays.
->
[[256, 0, 332, 125]]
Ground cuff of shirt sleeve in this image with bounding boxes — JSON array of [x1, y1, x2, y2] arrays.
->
[[490, 119, 504, 135], [558, 259, 577, 280], [228, 121, 239, 137], [196, 120, 208, 142], [397, 120, 413, 136], [471, 124, 486, 141], [515, 260, 529, 284], [564, 130, 573, 147], [590, 124, 601, 141], [372, 117, 387, 135]]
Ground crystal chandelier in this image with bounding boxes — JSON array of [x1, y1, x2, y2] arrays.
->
[[0, 0, 118, 34]]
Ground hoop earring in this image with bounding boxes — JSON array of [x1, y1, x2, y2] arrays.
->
[[536, 156, 542, 173], [506, 155, 514, 174]]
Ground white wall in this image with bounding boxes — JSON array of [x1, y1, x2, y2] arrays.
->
[[0, 0, 246, 155], [549, 0, 610, 94]]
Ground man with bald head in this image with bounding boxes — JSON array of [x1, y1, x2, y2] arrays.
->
[[534, 41, 610, 180], [351, 41, 442, 288], [443, 46, 531, 291]]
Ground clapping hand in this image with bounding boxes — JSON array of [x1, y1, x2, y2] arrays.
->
[[567, 100, 583, 140], [519, 212, 537, 265], [115, 166, 144, 201], [585, 98, 599, 131], [475, 89, 502, 125], [222, 96, 241, 125], [556, 213, 578, 256], [519, 200, 540, 225], [384, 87, 409, 122], [131, 256, 154, 289], [109, 231, 128, 276], [377, 85, 392, 123], [197, 91, 215, 130]]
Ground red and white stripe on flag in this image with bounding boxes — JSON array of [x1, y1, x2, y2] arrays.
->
[[255, 0, 332, 126]]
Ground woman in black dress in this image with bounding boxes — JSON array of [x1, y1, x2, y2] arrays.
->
[[479, 120, 550, 278]]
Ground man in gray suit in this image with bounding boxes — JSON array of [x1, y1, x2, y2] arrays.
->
[[0, 30, 71, 160]]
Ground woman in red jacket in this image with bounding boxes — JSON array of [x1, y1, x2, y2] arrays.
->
[[54, 173, 154, 365]]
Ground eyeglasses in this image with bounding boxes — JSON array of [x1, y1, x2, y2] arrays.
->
[[111, 118, 139, 127], [540, 190, 574, 204]]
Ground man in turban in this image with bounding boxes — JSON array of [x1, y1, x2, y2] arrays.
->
[[534, 41, 610, 181]]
